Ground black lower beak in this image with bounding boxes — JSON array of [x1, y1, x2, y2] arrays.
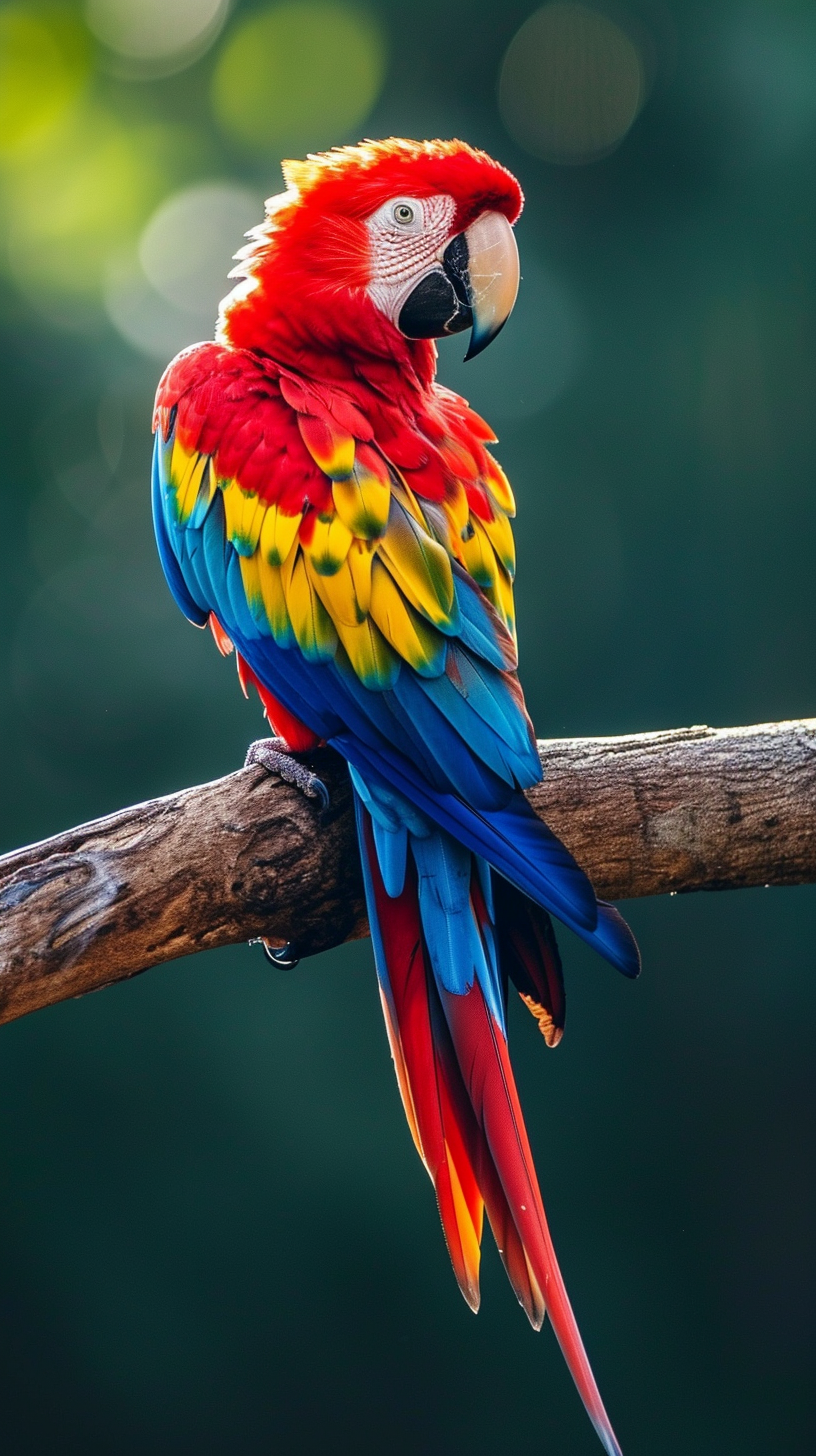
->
[[397, 211, 520, 360], [397, 235, 473, 341]]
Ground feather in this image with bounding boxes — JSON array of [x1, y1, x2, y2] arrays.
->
[[201, 493, 240, 634], [488, 558, 516, 636], [347, 538, 374, 616], [356, 803, 483, 1310], [303, 510, 354, 575], [371, 818, 408, 898], [259, 502, 302, 566], [480, 505, 516, 578], [494, 876, 566, 1047], [460, 515, 498, 589], [221, 478, 266, 556], [306, 556, 399, 688], [441, 478, 470, 535], [451, 563, 518, 671], [169, 442, 207, 522], [444, 644, 538, 776], [297, 412, 356, 480], [395, 656, 538, 792], [485, 455, 516, 514], [357, 725, 614, 1390], [334, 733, 601, 938], [151, 438, 208, 626], [172, 446, 218, 528], [358, 782, 621, 1453], [424, 972, 546, 1330], [236, 653, 320, 750], [280, 547, 338, 662], [332, 445, 391, 539], [379, 495, 459, 631], [439, 977, 622, 1456], [336, 615, 400, 690], [208, 613, 234, 656], [239, 551, 289, 643], [226, 548, 262, 641], [305, 552, 366, 627], [368, 559, 447, 678]]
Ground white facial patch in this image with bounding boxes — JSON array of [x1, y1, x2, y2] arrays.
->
[[366, 193, 456, 324]]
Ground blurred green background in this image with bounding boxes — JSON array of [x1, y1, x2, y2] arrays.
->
[[1, 2, 814, 1452]]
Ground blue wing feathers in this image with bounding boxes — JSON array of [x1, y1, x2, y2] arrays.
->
[[451, 562, 517, 671], [336, 658, 473, 795], [226, 548, 263, 642], [390, 672, 516, 808], [151, 441, 208, 626], [591, 902, 642, 979], [202, 495, 237, 631]]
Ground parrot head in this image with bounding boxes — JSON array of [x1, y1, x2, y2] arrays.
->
[[220, 137, 523, 372]]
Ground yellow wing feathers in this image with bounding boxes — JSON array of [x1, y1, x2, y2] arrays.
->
[[169, 444, 217, 528], [331, 447, 391, 540], [378, 497, 457, 629], [239, 551, 292, 644], [259, 503, 302, 566], [166, 413, 516, 687]]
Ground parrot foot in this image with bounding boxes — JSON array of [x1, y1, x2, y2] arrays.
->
[[244, 738, 327, 969], [244, 737, 330, 810], [248, 938, 300, 970]]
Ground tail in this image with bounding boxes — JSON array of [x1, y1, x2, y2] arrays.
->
[[335, 730, 641, 981], [354, 792, 625, 1456]]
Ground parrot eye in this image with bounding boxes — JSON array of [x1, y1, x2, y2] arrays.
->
[[386, 197, 424, 232]]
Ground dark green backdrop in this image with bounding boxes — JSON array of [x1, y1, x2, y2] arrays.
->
[[1, 2, 814, 1452]]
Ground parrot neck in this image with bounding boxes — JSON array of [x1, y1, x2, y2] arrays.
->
[[218, 272, 438, 403]]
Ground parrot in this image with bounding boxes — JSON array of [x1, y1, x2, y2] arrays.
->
[[151, 138, 639, 1455]]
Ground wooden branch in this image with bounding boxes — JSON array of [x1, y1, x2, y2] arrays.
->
[[1, 720, 814, 1029]]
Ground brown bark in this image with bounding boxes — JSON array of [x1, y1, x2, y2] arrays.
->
[[1, 719, 814, 1028]]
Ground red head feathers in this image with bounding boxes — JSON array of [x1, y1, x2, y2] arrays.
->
[[219, 137, 524, 383]]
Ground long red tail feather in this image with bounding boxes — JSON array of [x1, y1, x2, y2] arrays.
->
[[363, 813, 483, 1308], [439, 979, 622, 1456], [359, 805, 622, 1456]]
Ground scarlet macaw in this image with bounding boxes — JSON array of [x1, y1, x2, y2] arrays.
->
[[152, 138, 639, 1455]]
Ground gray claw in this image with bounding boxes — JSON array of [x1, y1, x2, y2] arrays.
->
[[244, 737, 330, 810]]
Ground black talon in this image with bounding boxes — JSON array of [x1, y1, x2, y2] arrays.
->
[[244, 737, 330, 810], [249, 938, 300, 970]]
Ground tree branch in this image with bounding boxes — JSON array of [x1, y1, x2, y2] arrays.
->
[[1, 720, 814, 1028]]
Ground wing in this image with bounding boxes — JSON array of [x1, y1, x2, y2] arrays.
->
[[153, 342, 541, 811]]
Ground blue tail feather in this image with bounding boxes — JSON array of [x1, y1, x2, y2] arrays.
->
[[372, 819, 408, 898], [355, 778, 506, 1031], [343, 735, 638, 979], [335, 732, 600, 941]]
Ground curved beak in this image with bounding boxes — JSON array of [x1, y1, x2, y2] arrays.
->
[[397, 210, 520, 361], [459, 210, 520, 360]]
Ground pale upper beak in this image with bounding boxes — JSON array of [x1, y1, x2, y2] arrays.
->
[[397, 210, 520, 360]]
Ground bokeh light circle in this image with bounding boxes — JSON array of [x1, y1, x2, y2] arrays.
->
[[0, 7, 90, 154], [106, 181, 261, 358], [212, 2, 386, 152], [6, 112, 175, 304], [499, 3, 644, 165], [139, 182, 260, 315], [85, 0, 228, 63]]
